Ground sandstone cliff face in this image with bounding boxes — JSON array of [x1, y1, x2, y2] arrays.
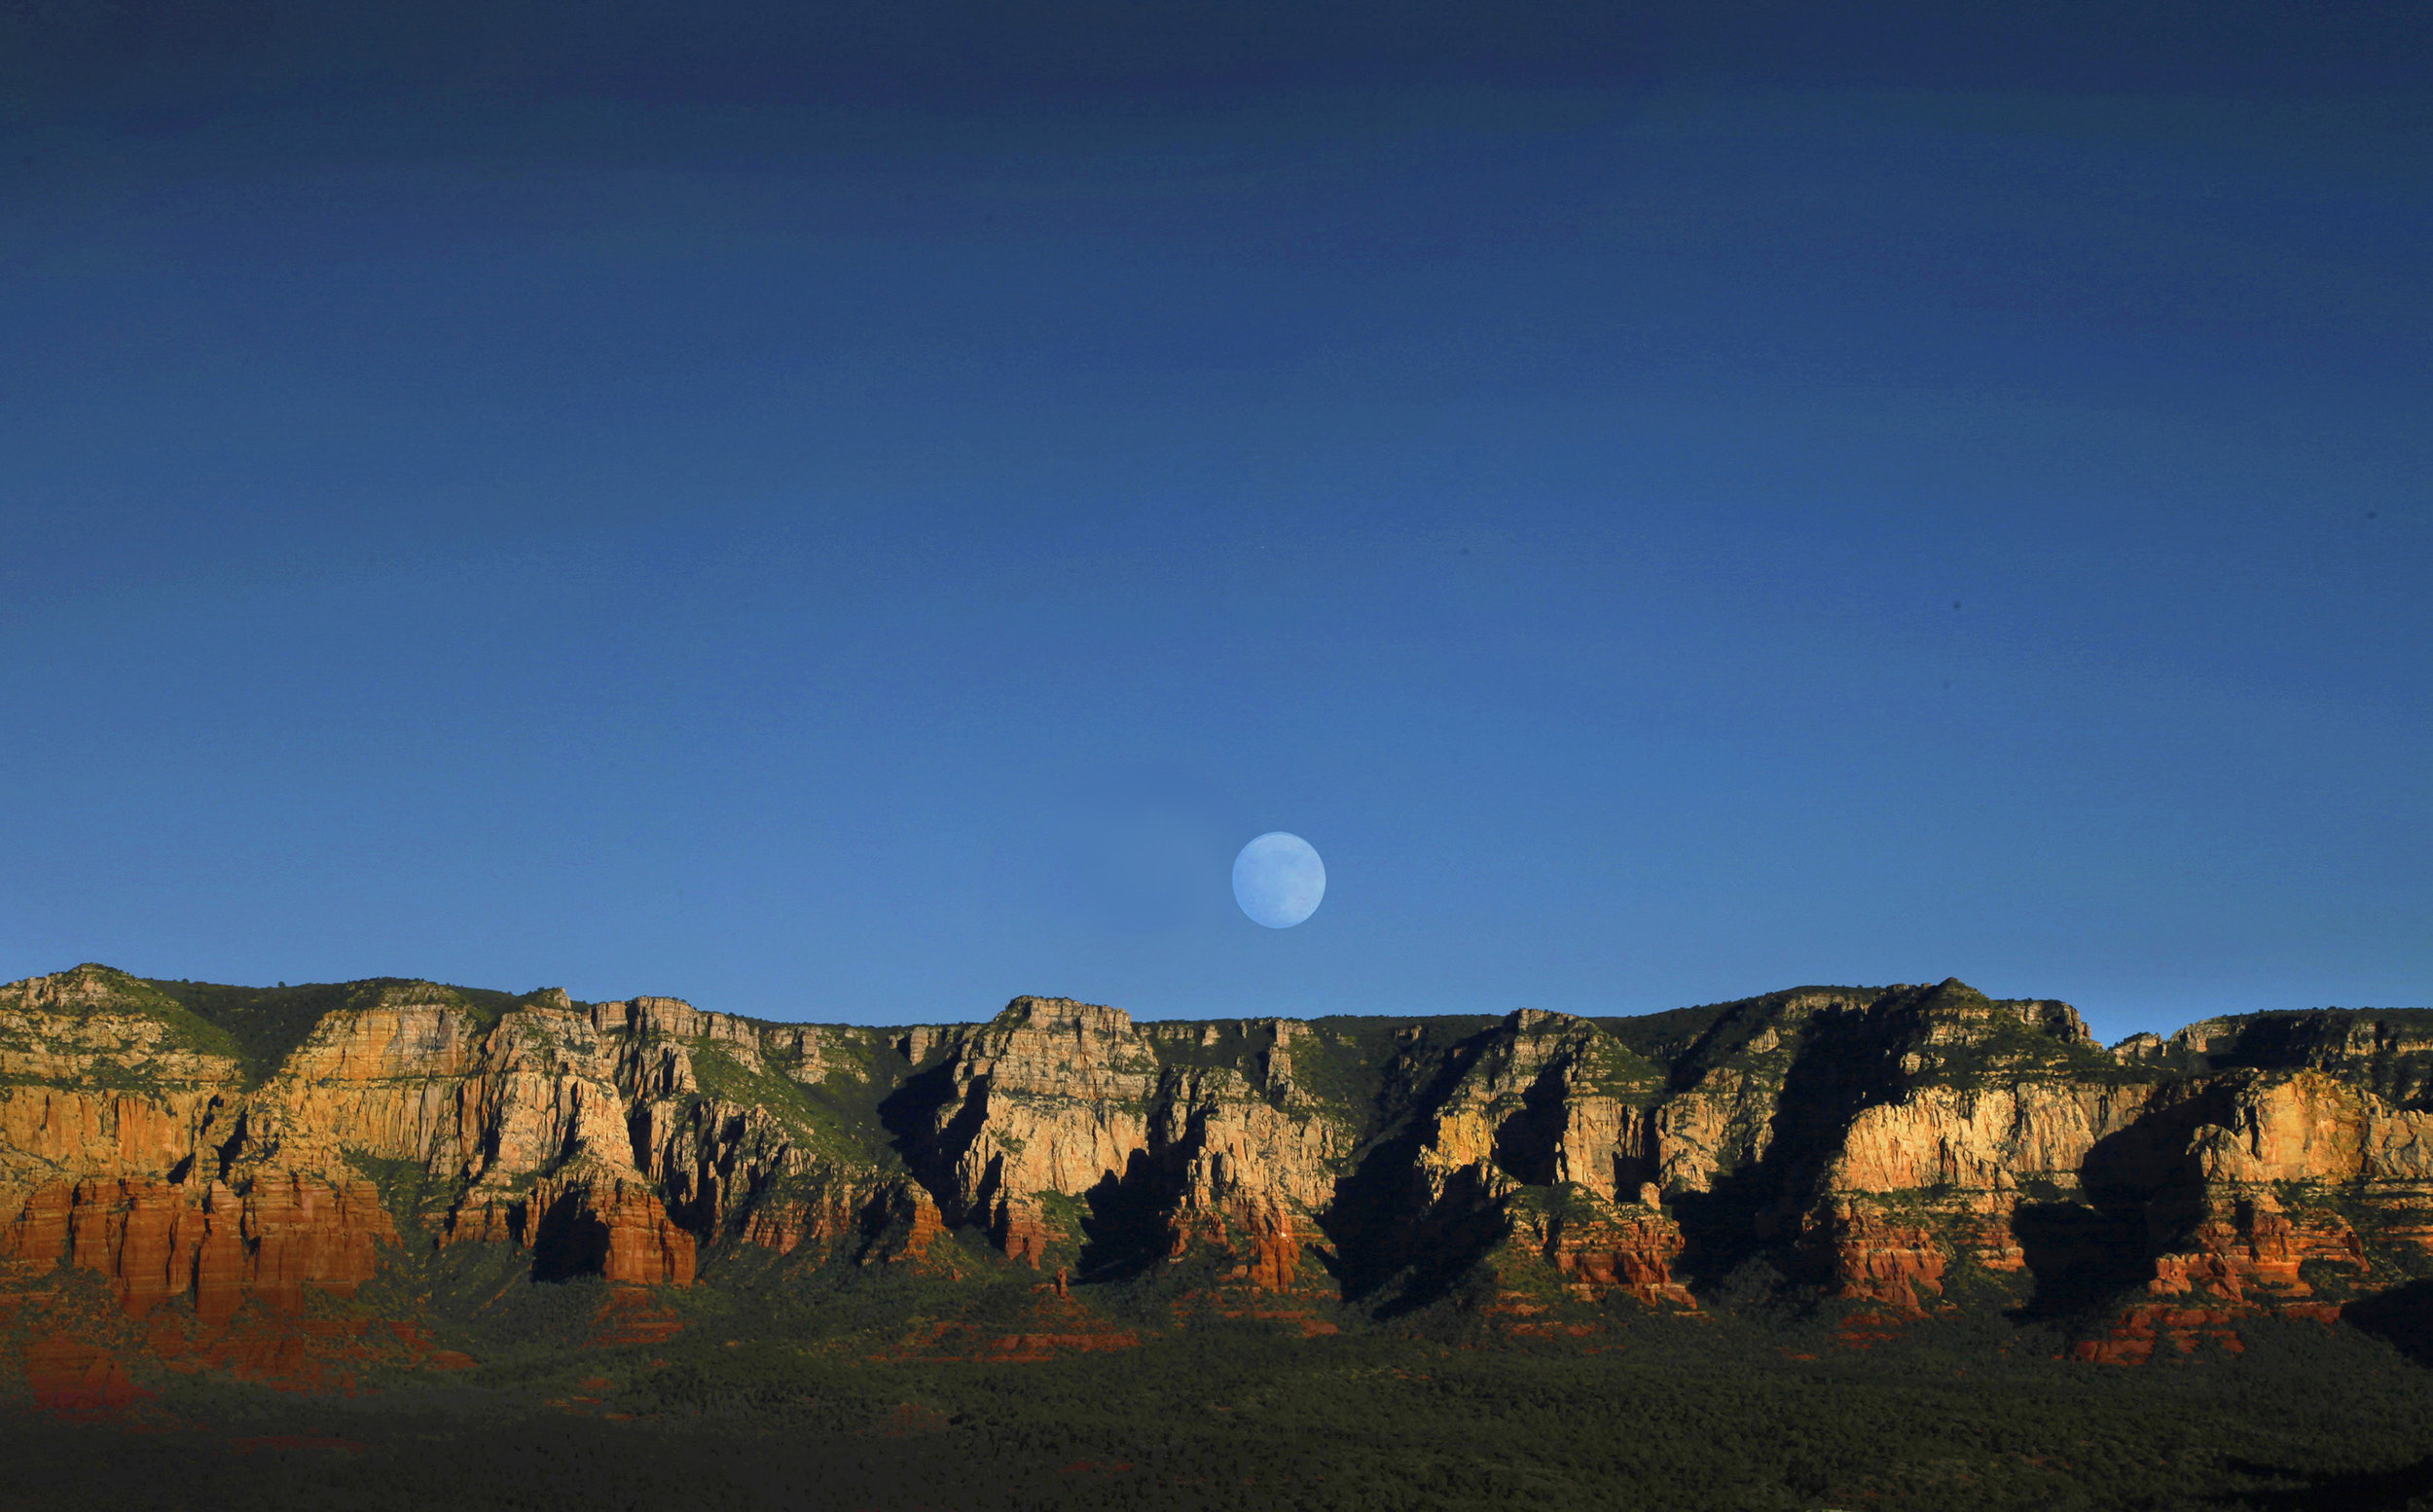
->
[[1818, 1080, 2169, 1302], [2132, 1069, 2433, 1307], [4, 962, 2431, 1342], [1647, 989, 1881, 1197], [1407, 1010, 1687, 1302], [1295, 1009, 1693, 1311], [1799, 1004, 2433, 1317], [1830, 1083, 2164, 1197], [0, 970, 715, 1309], [1419, 1009, 1664, 1201], [238, 1001, 490, 1177], [0, 967, 241, 1211], [1140, 1017, 1349, 1214], [1, 1173, 396, 1322], [904, 996, 1160, 1255], [892, 997, 1353, 1275], [1621, 980, 2161, 1310], [2166, 1011, 2433, 1107]]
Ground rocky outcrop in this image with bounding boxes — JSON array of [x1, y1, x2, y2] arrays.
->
[[2166, 1011, 2433, 1107], [231, 1002, 490, 1192], [2135, 1070, 2425, 1306], [1, 961, 2430, 1353], [1830, 1082, 2166, 1196], [1528, 1195, 1693, 1307], [0, 967, 243, 1230], [1314, 1009, 1688, 1307], [1656, 981, 2172, 1313], [0, 1087, 222, 1197], [0, 970, 732, 1308], [1816, 1080, 2168, 1304], [893, 998, 1356, 1276], [0, 1173, 394, 1321], [526, 1173, 696, 1284], [894, 996, 1160, 1261], [1424, 1009, 1664, 1200], [1807, 1046, 2433, 1319]]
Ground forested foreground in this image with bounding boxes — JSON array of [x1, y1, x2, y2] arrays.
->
[[10, 1251, 2433, 1512]]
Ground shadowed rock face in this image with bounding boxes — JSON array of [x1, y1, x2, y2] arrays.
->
[[0, 963, 2429, 1334]]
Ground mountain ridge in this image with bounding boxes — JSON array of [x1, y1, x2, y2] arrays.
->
[[4, 961, 2433, 1370]]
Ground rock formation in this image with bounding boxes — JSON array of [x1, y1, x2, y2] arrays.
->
[[0, 962, 2428, 1347]]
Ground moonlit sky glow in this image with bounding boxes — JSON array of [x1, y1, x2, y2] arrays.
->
[[1, 2, 2427, 1039]]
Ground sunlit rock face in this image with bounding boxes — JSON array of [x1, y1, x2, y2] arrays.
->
[[890, 996, 1353, 1272], [0, 961, 2428, 1340]]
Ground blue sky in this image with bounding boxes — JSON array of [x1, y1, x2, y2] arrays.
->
[[2, 6, 2426, 1039]]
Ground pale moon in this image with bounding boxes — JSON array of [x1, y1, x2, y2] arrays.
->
[[1233, 832, 1325, 928]]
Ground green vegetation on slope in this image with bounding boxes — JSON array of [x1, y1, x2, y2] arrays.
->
[[1141, 1020, 1276, 1085], [142, 977, 544, 1084], [1290, 1015, 1499, 1135], [0, 964, 244, 1087], [686, 1038, 910, 1170]]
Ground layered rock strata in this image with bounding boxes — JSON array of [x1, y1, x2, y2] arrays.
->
[[1, 964, 2429, 1342]]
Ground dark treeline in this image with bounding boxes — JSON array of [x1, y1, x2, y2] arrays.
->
[[12, 1250, 2433, 1511]]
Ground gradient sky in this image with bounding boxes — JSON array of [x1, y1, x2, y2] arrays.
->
[[3, 2, 2427, 1040]]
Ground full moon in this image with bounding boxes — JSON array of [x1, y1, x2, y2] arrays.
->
[[1233, 832, 1325, 928]]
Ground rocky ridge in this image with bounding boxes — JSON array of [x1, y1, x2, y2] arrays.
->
[[3, 964, 2431, 1350]]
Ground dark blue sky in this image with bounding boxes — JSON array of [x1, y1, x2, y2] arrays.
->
[[3, 3, 2426, 1039]]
